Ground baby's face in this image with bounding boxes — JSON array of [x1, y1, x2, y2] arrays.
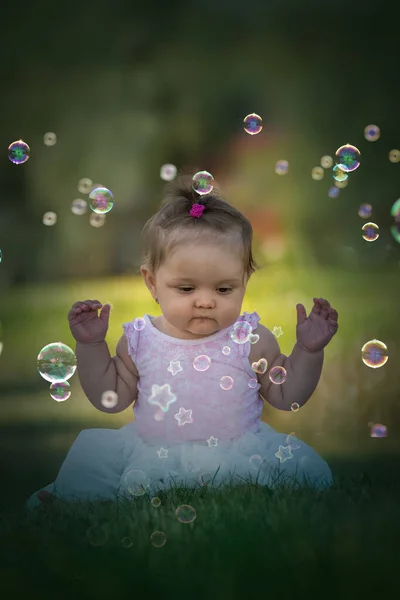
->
[[141, 242, 248, 340]]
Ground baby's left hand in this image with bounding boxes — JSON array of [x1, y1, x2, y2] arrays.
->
[[296, 298, 339, 353]]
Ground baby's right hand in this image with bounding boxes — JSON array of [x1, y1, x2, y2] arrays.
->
[[68, 300, 111, 345]]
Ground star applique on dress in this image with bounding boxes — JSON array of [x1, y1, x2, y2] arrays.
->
[[167, 360, 183, 376], [174, 407, 194, 426], [156, 447, 169, 459], [275, 445, 294, 464], [147, 383, 177, 412]]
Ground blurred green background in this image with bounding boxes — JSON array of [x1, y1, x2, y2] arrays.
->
[[1, 1, 399, 509]]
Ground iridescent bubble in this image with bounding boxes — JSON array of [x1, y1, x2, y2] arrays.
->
[[150, 531, 167, 547], [43, 132, 57, 146], [193, 355, 211, 371], [268, 366, 287, 385], [361, 339, 388, 369], [134, 317, 146, 331], [160, 163, 177, 181], [370, 423, 388, 438], [230, 321, 252, 345], [333, 165, 348, 182], [290, 403, 300, 412], [285, 432, 301, 450], [175, 504, 196, 523], [89, 213, 106, 228], [124, 469, 150, 497], [389, 149, 400, 163], [42, 212, 57, 226], [37, 342, 77, 383], [361, 222, 379, 242], [220, 375, 234, 390], [251, 358, 268, 374], [328, 186, 340, 199], [249, 454, 264, 470], [78, 178, 93, 194], [243, 113, 263, 135], [86, 525, 108, 547], [49, 381, 71, 402], [334, 177, 348, 189], [8, 140, 30, 164], [248, 378, 258, 389], [320, 155, 333, 169], [0, 249, 2, 263], [151, 497, 161, 508], [335, 143, 361, 172], [88, 187, 114, 214], [121, 537, 133, 548], [275, 160, 289, 175], [222, 346, 231, 356], [101, 390, 118, 409], [311, 167, 324, 181], [71, 199, 87, 215], [364, 124, 380, 142], [192, 171, 214, 195], [358, 203, 372, 218], [249, 334, 259, 344]]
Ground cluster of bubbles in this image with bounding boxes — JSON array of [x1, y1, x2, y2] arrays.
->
[[37, 342, 77, 401]]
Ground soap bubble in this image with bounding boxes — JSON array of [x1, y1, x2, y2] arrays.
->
[[311, 167, 324, 180], [333, 165, 348, 182], [370, 423, 388, 438], [101, 390, 118, 409], [361, 339, 388, 369], [335, 143, 360, 172], [358, 203, 372, 218], [334, 177, 348, 189], [78, 178, 93, 194], [175, 504, 196, 523], [151, 497, 161, 508], [42, 212, 57, 226], [8, 140, 30, 164], [193, 355, 211, 372], [328, 186, 340, 199], [243, 113, 263, 135], [150, 531, 167, 547], [192, 170, 214, 195], [49, 381, 71, 402], [43, 132, 57, 146], [160, 164, 177, 181], [269, 366, 287, 384], [320, 155, 333, 169], [389, 149, 400, 163], [124, 469, 150, 497], [361, 222, 379, 242], [71, 199, 87, 215], [37, 342, 77, 383], [220, 375, 234, 390], [88, 187, 114, 214], [275, 160, 289, 175], [364, 124, 380, 142], [230, 321, 252, 345], [251, 358, 268, 374], [89, 213, 106, 228]]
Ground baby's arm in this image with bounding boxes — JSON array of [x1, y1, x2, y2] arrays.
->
[[76, 335, 138, 414], [256, 324, 324, 411]]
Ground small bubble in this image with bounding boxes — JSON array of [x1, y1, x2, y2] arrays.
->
[[44, 132, 57, 146], [160, 164, 177, 181], [335, 143, 360, 172], [243, 113, 263, 135], [192, 171, 214, 195], [78, 178, 93, 194], [88, 187, 114, 215], [49, 381, 71, 402], [275, 160, 289, 175], [358, 203, 372, 219], [175, 504, 196, 523], [364, 124, 380, 142], [311, 167, 324, 180], [361, 339, 388, 368], [320, 155, 333, 169], [220, 375, 234, 390], [71, 199, 87, 215], [101, 390, 118, 409], [8, 140, 30, 164], [269, 366, 287, 384], [361, 222, 379, 242], [42, 212, 57, 226], [150, 531, 167, 547], [333, 165, 348, 182], [328, 186, 340, 199], [89, 213, 106, 228], [389, 149, 400, 163]]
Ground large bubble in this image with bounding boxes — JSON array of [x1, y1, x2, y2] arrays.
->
[[37, 342, 77, 383]]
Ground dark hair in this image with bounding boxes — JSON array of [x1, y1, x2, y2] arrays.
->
[[140, 173, 261, 284]]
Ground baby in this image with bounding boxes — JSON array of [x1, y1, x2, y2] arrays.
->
[[29, 175, 339, 507]]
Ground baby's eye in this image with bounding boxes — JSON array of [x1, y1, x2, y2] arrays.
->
[[178, 287, 232, 293]]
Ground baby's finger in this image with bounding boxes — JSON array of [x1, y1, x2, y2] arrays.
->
[[329, 308, 338, 321]]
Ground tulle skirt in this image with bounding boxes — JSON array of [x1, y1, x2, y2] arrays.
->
[[26, 420, 333, 508]]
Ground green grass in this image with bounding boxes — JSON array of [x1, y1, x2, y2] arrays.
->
[[1, 474, 398, 598]]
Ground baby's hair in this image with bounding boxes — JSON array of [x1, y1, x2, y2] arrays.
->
[[140, 173, 261, 283]]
